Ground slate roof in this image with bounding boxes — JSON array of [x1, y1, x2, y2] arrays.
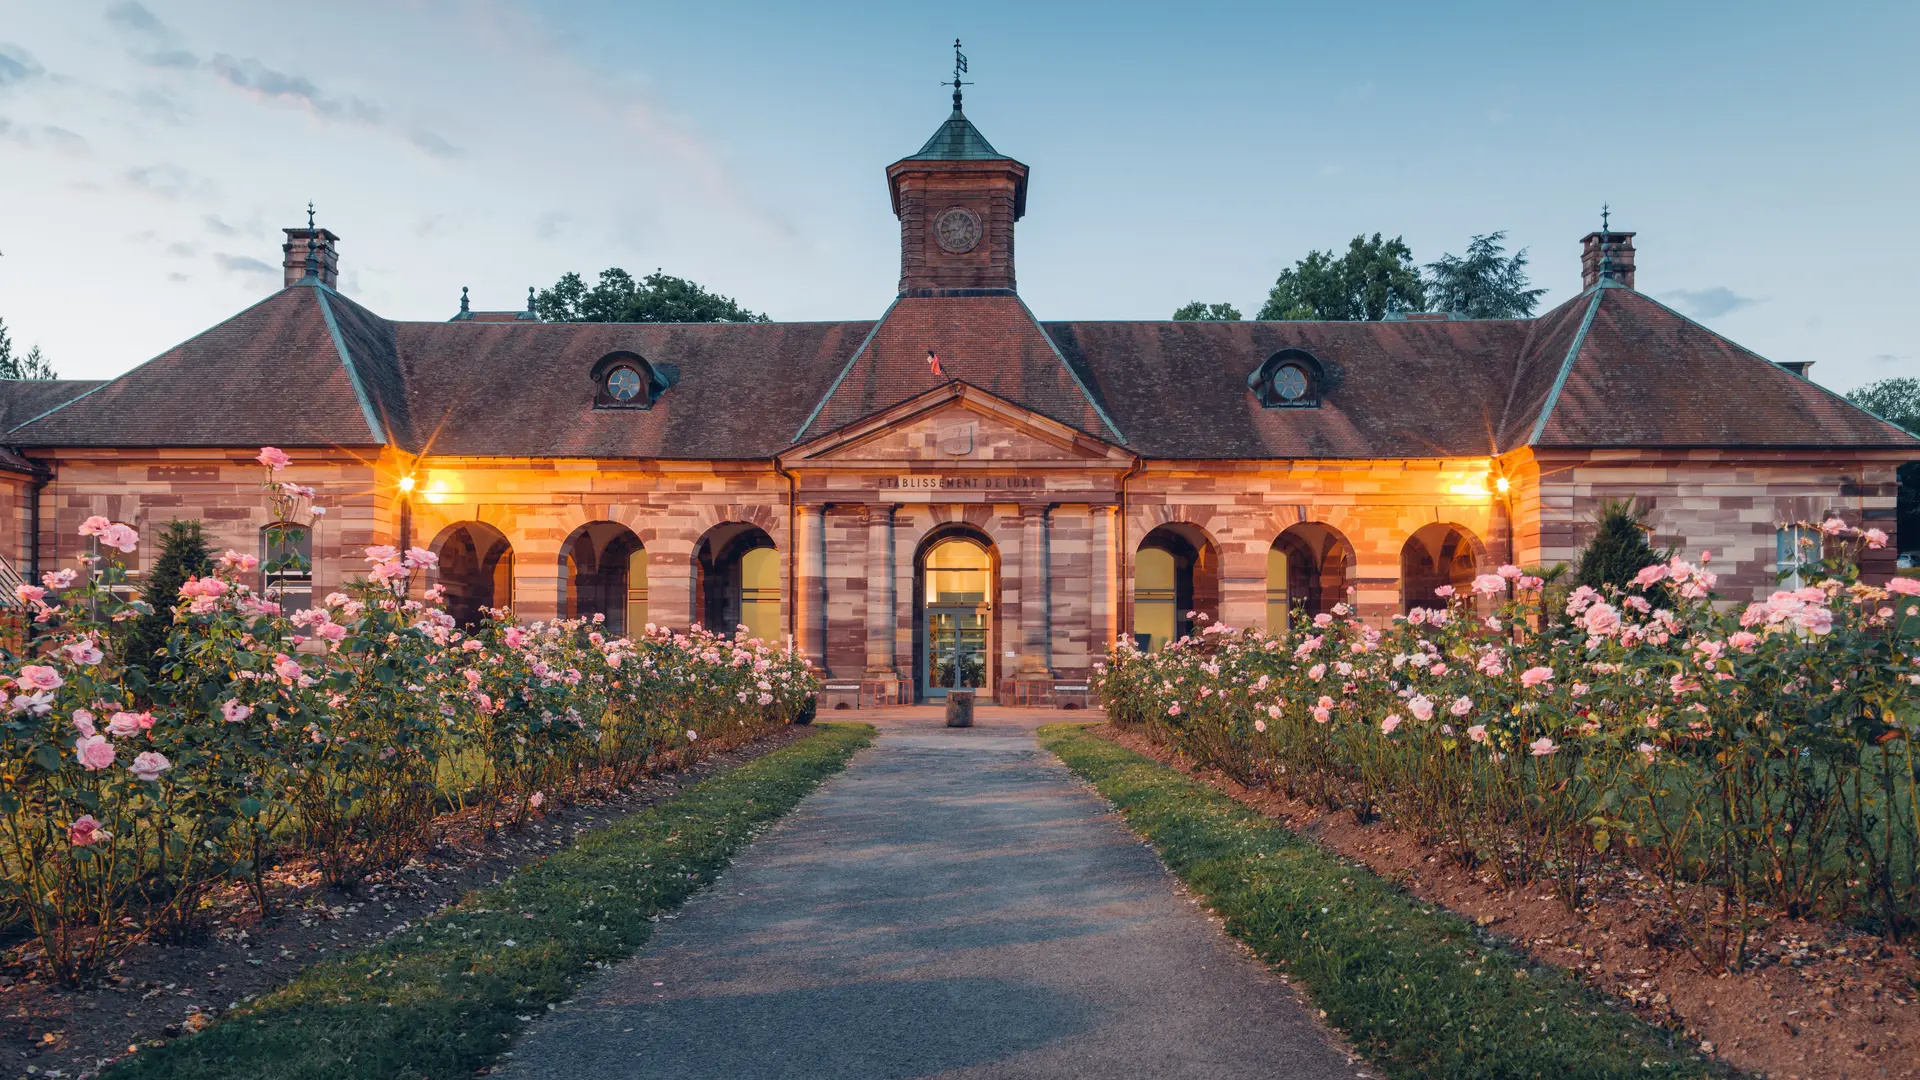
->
[[901, 108, 1010, 162], [8, 277, 1914, 461]]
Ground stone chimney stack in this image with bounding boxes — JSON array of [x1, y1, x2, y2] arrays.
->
[[281, 226, 341, 288], [1580, 228, 1636, 290]]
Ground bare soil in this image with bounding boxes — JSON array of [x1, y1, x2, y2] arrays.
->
[[0, 726, 815, 1080], [1096, 723, 1920, 1080]]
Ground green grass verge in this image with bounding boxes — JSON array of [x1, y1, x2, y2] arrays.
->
[[1039, 723, 1724, 1080], [104, 722, 874, 1080]]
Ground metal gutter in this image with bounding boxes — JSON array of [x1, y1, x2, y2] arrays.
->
[[314, 284, 389, 446]]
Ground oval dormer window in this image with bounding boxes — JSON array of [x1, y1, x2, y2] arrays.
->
[[1250, 349, 1323, 409], [606, 366, 644, 402]]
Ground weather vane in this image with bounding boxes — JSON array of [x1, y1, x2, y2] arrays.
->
[[1601, 202, 1610, 233], [946, 38, 971, 110]]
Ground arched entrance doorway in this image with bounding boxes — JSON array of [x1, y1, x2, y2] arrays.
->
[[913, 529, 996, 701], [563, 522, 645, 635], [694, 523, 779, 642], [1400, 523, 1481, 612], [1134, 523, 1220, 651], [433, 521, 515, 627], [1268, 523, 1353, 628]]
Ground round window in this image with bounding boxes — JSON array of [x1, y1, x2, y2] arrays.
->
[[1273, 364, 1309, 402], [607, 366, 644, 402]]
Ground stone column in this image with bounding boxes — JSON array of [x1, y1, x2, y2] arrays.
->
[[794, 504, 827, 672], [1017, 502, 1052, 675], [1091, 504, 1118, 657], [863, 504, 898, 678]]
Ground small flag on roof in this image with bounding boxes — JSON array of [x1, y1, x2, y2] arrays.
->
[[927, 349, 944, 378]]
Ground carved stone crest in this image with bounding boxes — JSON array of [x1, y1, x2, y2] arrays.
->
[[939, 421, 976, 456]]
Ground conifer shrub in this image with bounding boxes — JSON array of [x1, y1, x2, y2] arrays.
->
[[1574, 498, 1665, 601], [124, 520, 213, 681]]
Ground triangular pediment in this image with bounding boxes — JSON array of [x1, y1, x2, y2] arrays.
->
[[783, 382, 1130, 467]]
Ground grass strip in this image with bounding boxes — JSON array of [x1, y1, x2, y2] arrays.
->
[[105, 722, 875, 1080], [1039, 723, 1723, 1080]]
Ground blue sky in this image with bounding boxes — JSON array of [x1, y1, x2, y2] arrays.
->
[[1, 0, 1915, 392]]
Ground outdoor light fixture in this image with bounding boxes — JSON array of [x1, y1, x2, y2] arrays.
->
[[1495, 476, 1510, 494], [398, 474, 416, 492]]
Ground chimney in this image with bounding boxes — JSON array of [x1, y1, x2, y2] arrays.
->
[[281, 226, 341, 288], [1579, 228, 1636, 290]]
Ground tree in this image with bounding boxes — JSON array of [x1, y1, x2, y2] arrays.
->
[[1171, 301, 1241, 321], [1574, 498, 1667, 602], [1425, 231, 1547, 318], [0, 317, 58, 380], [534, 268, 767, 324], [1256, 234, 1426, 321], [1848, 379, 1920, 554], [124, 520, 213, 681]]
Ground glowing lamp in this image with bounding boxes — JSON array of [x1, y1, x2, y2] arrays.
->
[[1495, 476, 1511, 494], [397, 474, 416, 492]]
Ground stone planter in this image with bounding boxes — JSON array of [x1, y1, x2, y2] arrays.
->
[[945, 691, 975, 728]]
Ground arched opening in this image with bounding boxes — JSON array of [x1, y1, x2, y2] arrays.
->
[[1400, 523, 1481, 613], [431, 521, 515, 627], [1135, 523, 1220, 651], [694, 523, 778, 642], [913, 528, 996, 701], [1268, 523, 1353, 626], [564, 521, 645, 635]]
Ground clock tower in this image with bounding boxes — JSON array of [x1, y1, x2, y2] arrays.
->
[[886, 75, 1028, 297]]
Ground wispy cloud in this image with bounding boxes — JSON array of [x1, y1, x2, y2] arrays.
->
[[1658, 286, 1759, 320], [123, 163, 218, 200], [105, 1, 167, 37], [212, 253, 278, 280], [0, 116, 89, 154], [202, 214, 239, 236], [0, 43, 45, 88]]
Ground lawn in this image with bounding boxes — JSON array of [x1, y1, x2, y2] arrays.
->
[[101, 722, 874, 1080], [1040, 723, 1725, 1080]]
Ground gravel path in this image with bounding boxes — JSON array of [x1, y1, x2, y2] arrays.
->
[[498, 710, 1364, 1080]]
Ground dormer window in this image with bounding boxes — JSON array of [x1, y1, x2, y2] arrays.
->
[[591, 351, 677, 409], [1250, 349, 1322, 408]]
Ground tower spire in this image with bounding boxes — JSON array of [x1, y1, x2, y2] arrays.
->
[[302, 201, 318, 280], [1597, 203, 1616, 282], [948, 38, 971, 112]]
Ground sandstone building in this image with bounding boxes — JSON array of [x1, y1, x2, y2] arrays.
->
[[2, 95, 1913, 706]]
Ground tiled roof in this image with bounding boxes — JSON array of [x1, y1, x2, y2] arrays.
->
[[1046, 318, 1530, 459], [10, 279, 1913, 460], [0, 379, 105, 437], [797, 295, 1122, 444], [392, 318, 874, 458], [8, 284, 392, 448], [1522, 285, 1916, 448]]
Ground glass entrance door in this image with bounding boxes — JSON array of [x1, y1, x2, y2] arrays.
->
[[925, 607, 989, 697]]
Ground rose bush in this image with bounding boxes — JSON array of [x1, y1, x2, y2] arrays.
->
[[0, 450, 818, 985], [1099, 521, 1920, 970]]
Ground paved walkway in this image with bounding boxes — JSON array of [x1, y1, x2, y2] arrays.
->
[[499, 707, 1361, 1080]]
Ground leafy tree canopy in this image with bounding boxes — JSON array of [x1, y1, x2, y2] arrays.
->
[[1425, 231, 1547, 319], [1257, 234, 1426, 321], [533, 269, 767, 324], [0, 317, 58, 380], [1171, 301, 1242, 321], [1847, 377, 1920, 435]]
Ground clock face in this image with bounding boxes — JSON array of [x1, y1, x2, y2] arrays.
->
[[934, 207, 982, 254], [607, 366, 644, 401], [1274, 365, 1309, 402]]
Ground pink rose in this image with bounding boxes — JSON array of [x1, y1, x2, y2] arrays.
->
[[1632, 564, 1670, 588], [1520, 666, 1554, 689], [61, 640, 103, 665], [1409, 695, 1435, 722], [221, 699, 252, 724], [17, 665, 62, 691], [1471, 574, 1506, 595], [405, 546, 438, 568], [1253, 718, 1267, 733], [78, 515, 111, 537], [1886, 577, 1920, 597], [217, 550, 260, 572], [68, 814, 108, 847], [1466, 724, 1488, 744], [1433, 584, 1455, 598], [1819, 517, 1846, 536], [100, 523, 139, 553], [41, 568, 76, 590], [15, 584, 45, 606], [107, 710, 152, 737], [71, 708, 96, 736], [1497, 564, 1523, 580], [1380, 714, 1402, 735], [74, 734, 116, 770], [130, 751, 171, 782], [257, 446, 292, 471], [530, 791, 545, 809], [1528, 737, 1558, 756], [1864, 528, 1889, 549], [1581, 603, 1620, 636], [363, 545, 399, 563], [1450, 696, 1473, 717]]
